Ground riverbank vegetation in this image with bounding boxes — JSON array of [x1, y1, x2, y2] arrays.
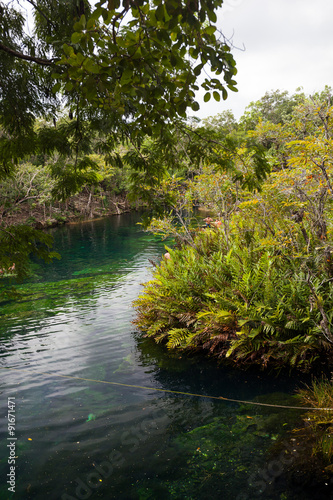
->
[[133, 87, 333, 463], [297, 377, 333, 461], [134, 87, 333, 374], [0, 153, 134, 227]]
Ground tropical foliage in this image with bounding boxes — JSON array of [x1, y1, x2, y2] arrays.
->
[[0, 0, 237, 169], [0, 0, 238, 277], [134, 87, 333, 372]]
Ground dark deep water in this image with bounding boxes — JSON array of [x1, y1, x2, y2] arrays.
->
[[0, 213, 331, 500]]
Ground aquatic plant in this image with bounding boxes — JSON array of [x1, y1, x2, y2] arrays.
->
[[297, 377, 333, 460], [134, 394, 302, 500]]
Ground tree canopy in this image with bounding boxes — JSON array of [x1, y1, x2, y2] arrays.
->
[[0, 0, 238, 169], [0, 0, 239, 278]]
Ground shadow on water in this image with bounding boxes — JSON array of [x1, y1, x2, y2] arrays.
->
[[0, 214, 332, 500]]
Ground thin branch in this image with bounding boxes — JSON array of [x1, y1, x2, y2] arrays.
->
[[182, 123, 249, 169], [0, 227, 16, 240], [315, 159, 333, 197], [112, 8, 127, 44], [319, 276, 333, 288], [26, 0, 57, 30], [0, 42, 54, 66], [16, 195, 38, 205]]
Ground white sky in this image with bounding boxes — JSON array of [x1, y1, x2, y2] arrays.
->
[[192, 0, 333, 120]]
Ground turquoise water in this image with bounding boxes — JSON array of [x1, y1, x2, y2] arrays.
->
[[0, 213, 331, 500]]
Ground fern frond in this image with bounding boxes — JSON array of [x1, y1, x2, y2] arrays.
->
[[166, 328, 191, 349]]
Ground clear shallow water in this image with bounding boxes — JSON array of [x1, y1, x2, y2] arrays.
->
[[0, 213, 330, 500]]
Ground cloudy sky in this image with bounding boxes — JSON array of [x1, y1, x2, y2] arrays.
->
[[193, 0, 333, 120]]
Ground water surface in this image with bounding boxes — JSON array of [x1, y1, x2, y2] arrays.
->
[[0, 213, 329, 499]]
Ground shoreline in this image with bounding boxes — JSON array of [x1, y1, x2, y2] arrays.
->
[[0, 192, 140, 230]]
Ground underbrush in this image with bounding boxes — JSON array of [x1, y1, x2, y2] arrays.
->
[[134, 223, 333, 371]]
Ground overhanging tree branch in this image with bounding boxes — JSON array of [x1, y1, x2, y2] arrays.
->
[[0, 42, 55, 66]]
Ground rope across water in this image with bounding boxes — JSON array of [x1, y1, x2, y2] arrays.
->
[[1, 366, 333, 411]]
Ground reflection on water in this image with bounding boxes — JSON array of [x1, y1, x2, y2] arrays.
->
[[0, 213, 330, 500]]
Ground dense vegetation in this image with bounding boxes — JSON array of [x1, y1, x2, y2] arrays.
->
[[0, 0, 237, 278], [1, 0, 333, 465], [134, 87, 333, 373], [133, 87, 333, 462]]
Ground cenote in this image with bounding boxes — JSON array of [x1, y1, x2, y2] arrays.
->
[[0, 213, 331, 500]]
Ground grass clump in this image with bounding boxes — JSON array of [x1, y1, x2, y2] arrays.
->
[[297, 377, 333, 460]]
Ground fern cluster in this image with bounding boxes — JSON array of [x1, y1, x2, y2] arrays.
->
[[134, 221, 333, 370]]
